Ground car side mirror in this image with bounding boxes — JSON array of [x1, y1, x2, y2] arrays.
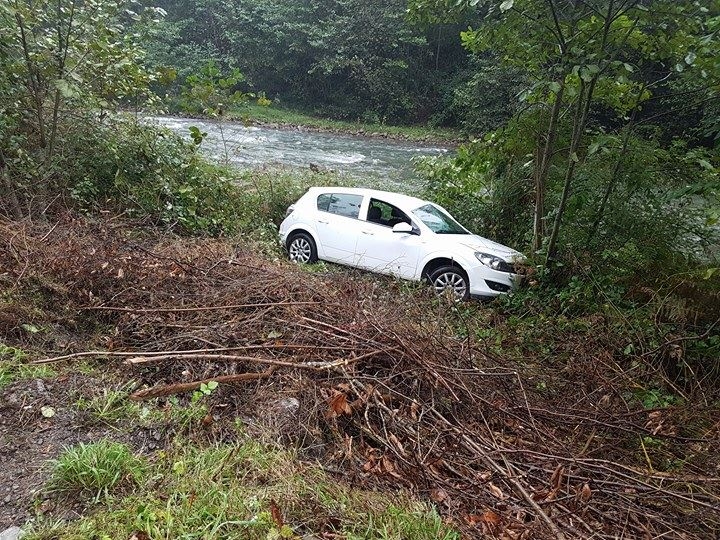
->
[[392, 222, 414, 234]]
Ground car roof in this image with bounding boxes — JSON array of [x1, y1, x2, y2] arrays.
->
[[306, 186, 430, 209]]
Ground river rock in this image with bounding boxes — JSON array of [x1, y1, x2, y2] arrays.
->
[[0, 526, 22, 540]]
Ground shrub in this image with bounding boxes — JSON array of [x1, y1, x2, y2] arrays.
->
[[64, 116, 242, 235]]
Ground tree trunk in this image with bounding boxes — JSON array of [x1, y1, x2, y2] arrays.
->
[[0, 150, 23, 219], [545, 0, 616, 263], [546, 78, 597, 263], [585, 107, 638, 247], [532, 81, 565, 252]]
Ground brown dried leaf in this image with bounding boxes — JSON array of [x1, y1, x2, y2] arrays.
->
[[381, 455, 403, 479], [388, 433, 406, 456], [269, 499, 284, 528], [328, 392, 352, 417], [430, 487, 448, 504], [550, 464, 564, 490], [481, 510, 501, 525], [488, 482, 507, 500], [579, 483, 592, 503]]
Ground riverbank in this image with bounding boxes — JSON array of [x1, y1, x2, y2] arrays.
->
[[161, 103, 464, 144]]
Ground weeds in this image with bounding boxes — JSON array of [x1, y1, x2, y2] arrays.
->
[[29, 440, 457, 540], [0, 343, 55, 390], [47, 441, 146, 503]]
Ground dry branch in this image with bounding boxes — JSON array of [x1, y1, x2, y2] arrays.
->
[[129, 366, 277, 400]]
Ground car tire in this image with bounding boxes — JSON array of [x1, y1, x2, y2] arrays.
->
[[287, 232, 318, 264], [429, 265, 469, 301]]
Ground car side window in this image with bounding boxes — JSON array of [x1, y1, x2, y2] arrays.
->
[[317, 193, 363, 219], [366, 198, 413, 228]]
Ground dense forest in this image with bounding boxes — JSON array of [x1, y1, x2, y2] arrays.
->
[[145, 0, 520, 130], [1, 0, 720, 538]]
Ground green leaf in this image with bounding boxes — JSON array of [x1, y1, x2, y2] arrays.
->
[[570, 152, 579, 163], [684, 51, 697, 65], [697, 159, 714, 170], [206, 380, 218, 391], [54, 79, 79, 98], [500, 0, 514, 12], [21, 323, 40, 333]]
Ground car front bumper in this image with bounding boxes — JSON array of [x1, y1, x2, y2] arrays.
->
[[466, 263, 520, 299]]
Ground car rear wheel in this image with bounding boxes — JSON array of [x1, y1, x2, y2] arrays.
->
[[429, 266, 469, 301], [287, 232, 318, 264]]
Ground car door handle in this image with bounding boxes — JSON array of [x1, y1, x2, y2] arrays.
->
[[317, 219, 329, 224], [361, 230, 374, 235]]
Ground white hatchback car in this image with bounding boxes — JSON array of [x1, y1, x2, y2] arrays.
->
[[279, 187, 524, 300]]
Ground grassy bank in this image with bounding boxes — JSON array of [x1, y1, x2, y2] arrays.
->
[[2, 108, 719, 539], [227, 103, 462, 143]]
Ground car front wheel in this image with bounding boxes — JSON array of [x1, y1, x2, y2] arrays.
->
[[429, 266, 469, 301], [287, 232, 318, 264]]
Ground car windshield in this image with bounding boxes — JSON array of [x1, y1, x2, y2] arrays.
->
[[412, 204, 469, 234]]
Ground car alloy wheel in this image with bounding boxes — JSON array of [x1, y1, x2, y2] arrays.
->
[[288, 233, 317, 263], [430, 266, 469, 300]]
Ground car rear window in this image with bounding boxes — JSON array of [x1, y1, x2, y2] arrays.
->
[[317, 193, 363, 219]]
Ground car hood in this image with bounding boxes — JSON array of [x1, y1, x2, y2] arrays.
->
[[460, 235, 525, 261]]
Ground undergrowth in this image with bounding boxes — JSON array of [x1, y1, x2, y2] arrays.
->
[[27, 439, 457, 540]]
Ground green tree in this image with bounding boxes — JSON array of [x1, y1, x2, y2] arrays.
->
[[410, 0, 720, 264], [0, 0, 161, 217], [144, 0, 474, 124]]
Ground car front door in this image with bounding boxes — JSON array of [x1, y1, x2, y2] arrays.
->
[[354, 198, 423, 278], [314, 192, 364, 265]]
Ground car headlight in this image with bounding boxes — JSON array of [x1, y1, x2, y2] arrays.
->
[[475, 252, 513, 273]]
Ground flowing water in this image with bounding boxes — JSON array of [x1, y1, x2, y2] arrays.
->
[[146, 115, 451, 191]]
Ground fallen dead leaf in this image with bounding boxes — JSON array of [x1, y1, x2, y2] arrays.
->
[[328, 392, 352, 417], [579, 482, 592, 503], [550, 464, 564, 490], [488, 482, 507, 500], [430, 487, 448, 504], [270, 499, 284, 528]]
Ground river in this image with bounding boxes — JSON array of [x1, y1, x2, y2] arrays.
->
[[146, 115, 451, 191]]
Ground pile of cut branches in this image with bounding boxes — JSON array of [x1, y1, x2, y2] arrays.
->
[[2, 216, 719, 539]]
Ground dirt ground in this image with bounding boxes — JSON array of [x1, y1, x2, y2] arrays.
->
[[0, 367, 195, 530], [0, 373, 105, 528]]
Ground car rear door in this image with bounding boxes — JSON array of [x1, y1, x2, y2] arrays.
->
[[314, 192, 364, 265]]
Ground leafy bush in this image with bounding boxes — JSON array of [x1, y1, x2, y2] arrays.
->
[[418, 127, 534, 248], [62, 116, 242, 234], [420, 125, 719, 279]]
